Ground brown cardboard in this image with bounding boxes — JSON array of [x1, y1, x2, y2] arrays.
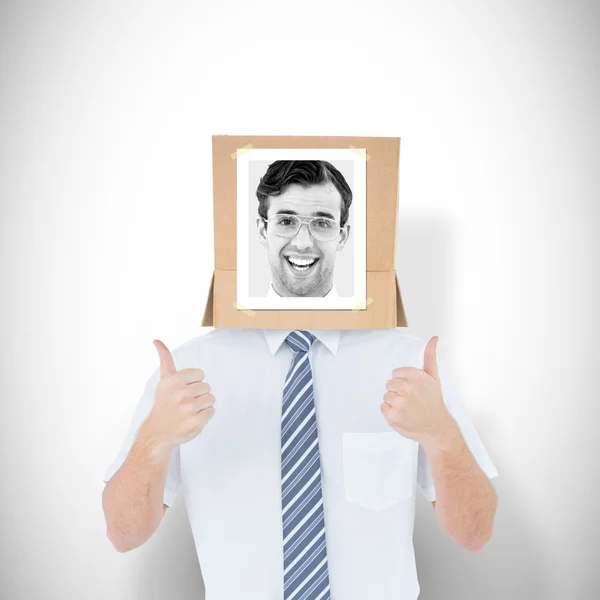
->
[[201, 135, 407, 330]]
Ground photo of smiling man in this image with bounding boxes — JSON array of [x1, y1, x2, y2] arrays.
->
[[256, 160, 351, 299], [236, 148, 366, 310]]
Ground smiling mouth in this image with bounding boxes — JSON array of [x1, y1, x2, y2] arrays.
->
[[285, 256, 319, 272]]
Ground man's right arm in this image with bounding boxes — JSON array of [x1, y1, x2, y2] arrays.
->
[[102, 418, 176, 553]]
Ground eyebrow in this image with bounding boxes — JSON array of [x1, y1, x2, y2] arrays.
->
[[275, 209, 336, 220]]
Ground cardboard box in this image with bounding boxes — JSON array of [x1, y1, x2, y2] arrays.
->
[[201, 135, 407, 329]]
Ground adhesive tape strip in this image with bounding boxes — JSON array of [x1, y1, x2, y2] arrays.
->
[[348, 146, 370, 161], [231, 144, 254, 159], [233, 301, 256, 317], [351, 297, 374, 312]]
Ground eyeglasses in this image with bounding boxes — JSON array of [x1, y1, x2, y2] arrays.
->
[[263, 214, 342, 242]]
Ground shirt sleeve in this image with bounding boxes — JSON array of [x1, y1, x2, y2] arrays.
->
[[102, 366, 182, 507], [416, 348, 499, 503]]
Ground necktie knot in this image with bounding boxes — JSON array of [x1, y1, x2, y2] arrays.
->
[[285, 330, 316, 353]]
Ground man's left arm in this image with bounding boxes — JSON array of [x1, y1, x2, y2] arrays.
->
[[423, 419, 498, 552], [381, 335, 498, 553]]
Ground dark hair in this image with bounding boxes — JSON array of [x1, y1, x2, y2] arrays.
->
[[256, 160, 353, 228]]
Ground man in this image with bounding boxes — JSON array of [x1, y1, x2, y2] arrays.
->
[[102, 328, 499, 600], [255, 160, 352, 298]]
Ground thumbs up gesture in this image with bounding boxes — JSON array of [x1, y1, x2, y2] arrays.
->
[[145, 340, 216, 449], [381, 336, 455, 447]]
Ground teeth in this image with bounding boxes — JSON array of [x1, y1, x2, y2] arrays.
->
[[288, 257, 316, 266]]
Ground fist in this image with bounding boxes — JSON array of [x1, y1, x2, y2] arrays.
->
[[146, 339, 216, 448], [381, 336, 453, 445]]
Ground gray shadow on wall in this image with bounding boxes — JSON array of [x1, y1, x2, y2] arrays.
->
[[414, 476, 552, 600], [134, 497, 205, 600], [397, 217, 551, 599], [395, 215, 456, 342]]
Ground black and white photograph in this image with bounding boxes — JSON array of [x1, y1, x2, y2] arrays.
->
[[237, 148, 366, 309]]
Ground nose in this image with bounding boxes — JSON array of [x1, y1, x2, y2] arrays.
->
[[289, 222, 314, 250]]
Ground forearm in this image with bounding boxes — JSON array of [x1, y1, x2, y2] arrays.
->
[[422, 418, 498, 552], [102, 418, 174, 552]]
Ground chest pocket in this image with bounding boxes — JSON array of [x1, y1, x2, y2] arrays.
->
[[342, 432, 414, 511]]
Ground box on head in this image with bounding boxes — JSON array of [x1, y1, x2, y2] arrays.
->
[[202, 135, 407, 330]]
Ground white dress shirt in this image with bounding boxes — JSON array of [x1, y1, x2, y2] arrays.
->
[[103, 328, 499, 600], [267, 281, 339, 298]]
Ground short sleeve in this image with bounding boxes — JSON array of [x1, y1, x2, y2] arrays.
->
[[417, 351, 499, 502], [102, 366, 182, 507]]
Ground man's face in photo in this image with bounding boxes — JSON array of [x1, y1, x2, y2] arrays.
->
[[257, 182, 351, 297]]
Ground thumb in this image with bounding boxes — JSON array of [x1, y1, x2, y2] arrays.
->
[[423, 336, 440, 380], [153, 339, 177, 378]]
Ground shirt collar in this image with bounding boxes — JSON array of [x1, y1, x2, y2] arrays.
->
[[267, 282, 339, 299], [263, 329, 340, 356]]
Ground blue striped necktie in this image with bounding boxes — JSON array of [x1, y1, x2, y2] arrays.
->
[[281, 330, 331, 600]]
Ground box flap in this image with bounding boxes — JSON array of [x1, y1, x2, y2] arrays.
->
[[200, 269, 408, 329]]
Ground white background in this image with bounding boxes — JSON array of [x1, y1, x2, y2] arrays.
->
[[1, 0, 598, 598]]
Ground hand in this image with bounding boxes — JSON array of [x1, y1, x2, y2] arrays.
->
[[381, 336, 455, 446], [145, 339, 216, 448]]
